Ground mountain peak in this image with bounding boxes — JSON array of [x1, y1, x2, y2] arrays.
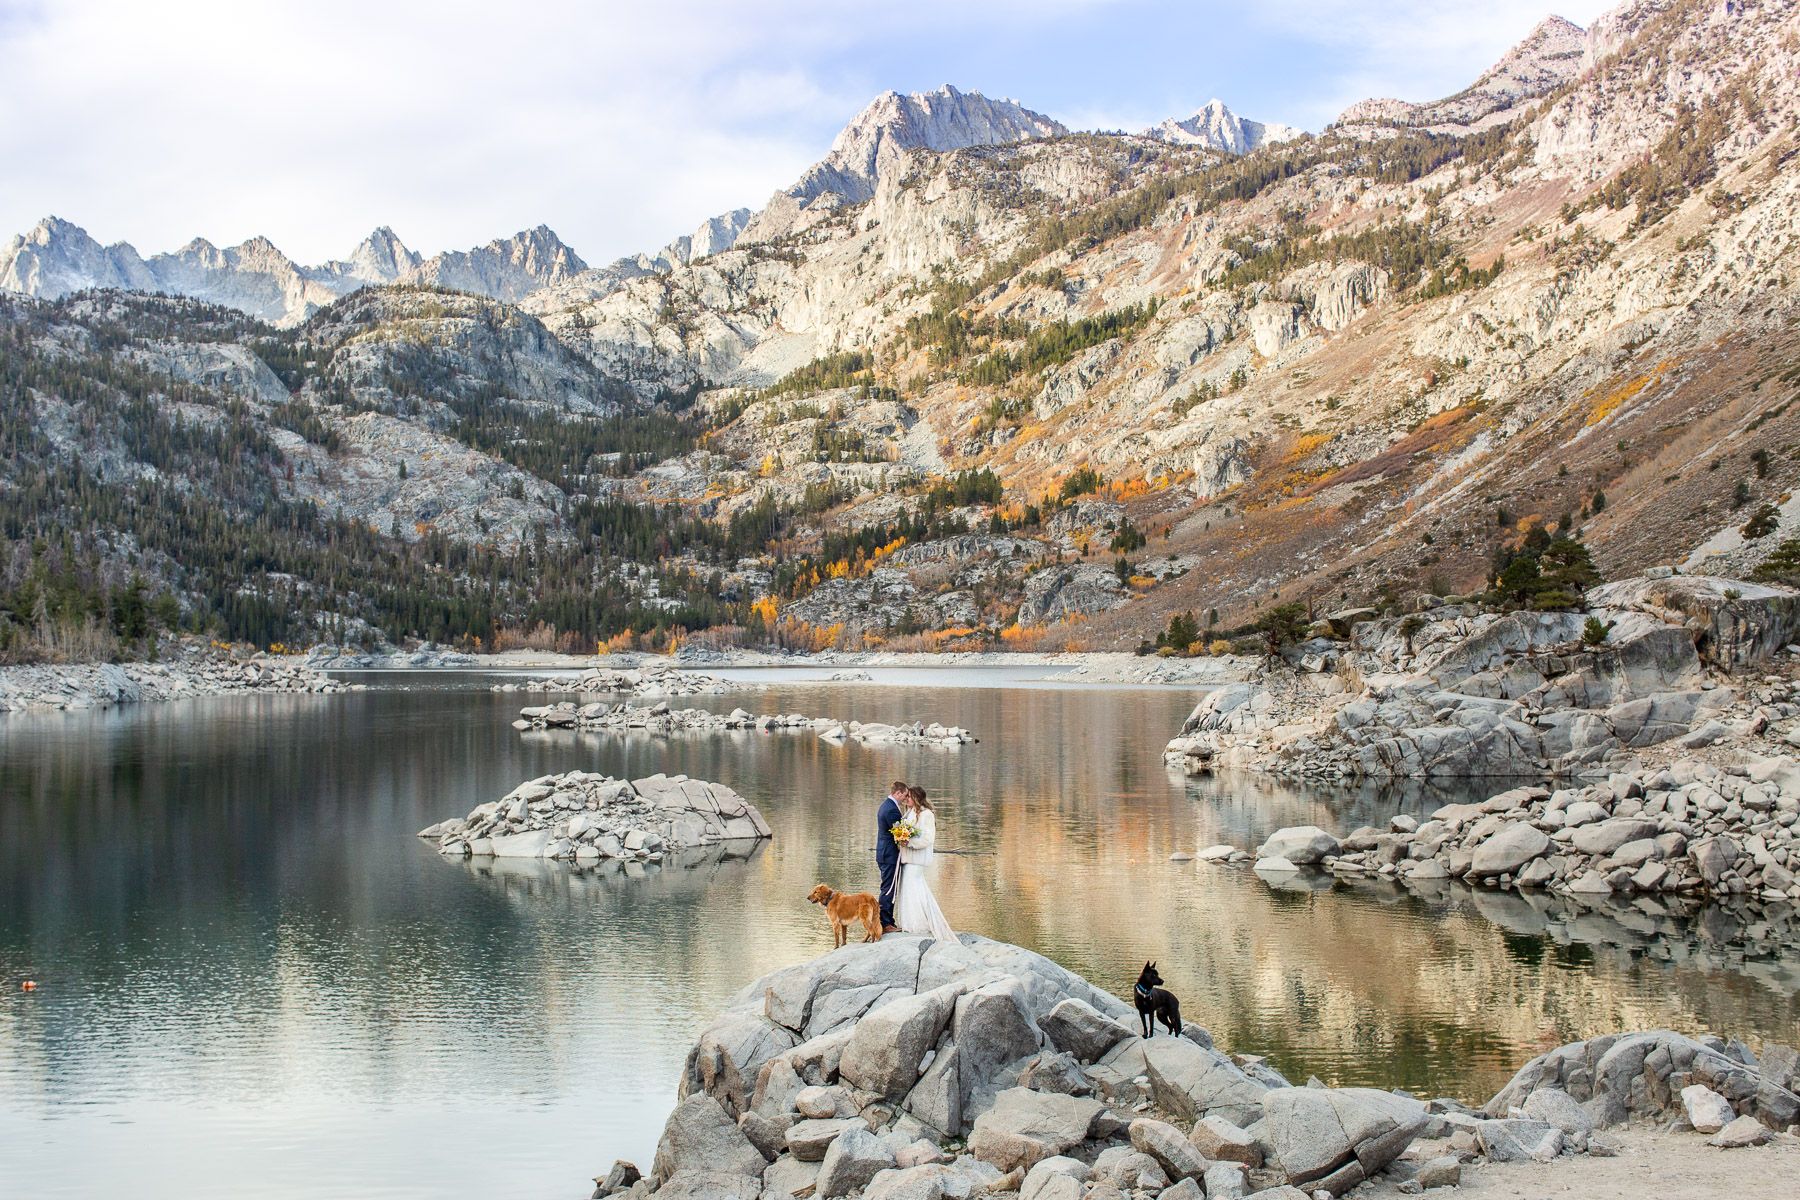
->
[[1142, 99, 1303, 155], [1333, 11, 1587, 134], [807, 84, 1068, 206], [407, 225, 587, 303]]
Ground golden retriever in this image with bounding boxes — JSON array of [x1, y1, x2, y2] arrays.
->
[[807, 883, 882, 947]]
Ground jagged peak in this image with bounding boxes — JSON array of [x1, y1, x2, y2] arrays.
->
[[1142, 98, 1304, 154]]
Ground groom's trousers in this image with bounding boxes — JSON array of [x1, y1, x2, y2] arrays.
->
[[878, 856, 899, 927]]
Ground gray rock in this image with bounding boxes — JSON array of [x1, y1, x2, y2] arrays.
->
[[594, 1160, 641, 1196], [840, 982, 965, 1100], [817, 1126, 897, 1197], [1019, 1050, 1092, 1096], [1143, 1035, 1269, 1127], [739, 1110, 794, 1160], [650, 1094, 768, 1186], [904, 1035, 962, 1136], [894, 1140, 946, 1169], [761, 1155, 821, 1199], [691, 1012, 800, 1117], [1189, 1115, 1263, 1166], [1092, 1148, 1168, 1192], [786, 1117, 864, 1162], [1691, 836, 1742, 884], [1130, 1117, 1209, 1181], [1039, 997, 1133, 1063], [1680, 1084, 1734, 1134], [967, 1087, 1105, 1171], [1708, 1115, 1771, 1147], [1261, 1087, 1427, 1195], [796, 1084, 852, 1119], [1521, 1087, 1592, 1134], [1258, 826, 1340, 865], [1570, 817, 1659, 856], [1020, 1155, 1088, 1200], [1469, 824, 1550, 877], [1156, 1179, 1202, 1200], [1476, 1118, 1561, 1162], [1203, 1161, 1250, 1200], [950, 979, 1041, 1118], [653, 1170, 761, 1199], [1414, 1156, 1460, 1189]]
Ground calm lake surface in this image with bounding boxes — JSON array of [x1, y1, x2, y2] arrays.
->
[[2, 671, 1798, 1198]]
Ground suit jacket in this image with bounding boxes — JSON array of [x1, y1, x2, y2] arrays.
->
[[876, 796, 902, 867]]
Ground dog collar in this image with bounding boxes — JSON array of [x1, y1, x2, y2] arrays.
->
[[1134, 982, 1152, 996]]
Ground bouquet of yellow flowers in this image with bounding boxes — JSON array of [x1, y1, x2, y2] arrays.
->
[[890, 819, 920, 846]]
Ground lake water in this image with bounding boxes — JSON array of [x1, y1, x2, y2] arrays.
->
[[2, 673, 1798, 1198]]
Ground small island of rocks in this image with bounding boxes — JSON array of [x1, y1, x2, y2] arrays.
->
[[513, 701, 976, 747], [418, 770, 771, 865], [492, 665, 737, 697]]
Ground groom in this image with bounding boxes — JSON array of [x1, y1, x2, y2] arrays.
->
[[876, 780, 906, 933]]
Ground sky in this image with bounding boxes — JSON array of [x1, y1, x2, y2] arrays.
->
[[0, 0, 1615, 267]]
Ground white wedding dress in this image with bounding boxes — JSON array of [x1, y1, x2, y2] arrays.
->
[[895, 809, 957, 941]]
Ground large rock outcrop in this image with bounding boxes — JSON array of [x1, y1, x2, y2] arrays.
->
[[611, 935, 1800, 1199], [1487, 1030, 1799, 1132], [1165, 574, 1800, 780]]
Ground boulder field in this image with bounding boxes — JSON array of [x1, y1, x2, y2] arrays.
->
[[513, 700, 975, 747], [1238, 752, 1800, 905], [417, 770, 770, 864], [600, 935, 1799, 1199], [1165, 574, 1800, 780]]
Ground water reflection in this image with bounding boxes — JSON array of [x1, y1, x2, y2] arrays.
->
[[0, 681, 1795, 1200]]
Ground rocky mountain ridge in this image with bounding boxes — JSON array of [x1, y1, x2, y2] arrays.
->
[[0, 216, 587, 325], [8, 0, 1800, 661]]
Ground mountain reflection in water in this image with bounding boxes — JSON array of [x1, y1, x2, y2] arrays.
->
[[0, 678, 1795, 1199]]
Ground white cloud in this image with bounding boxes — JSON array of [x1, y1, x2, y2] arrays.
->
[[0, 0, 1618, 266], [1246, 0, 1618, 127]]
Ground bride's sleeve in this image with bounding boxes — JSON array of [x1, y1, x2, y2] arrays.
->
[[917, 811, 937, 852]]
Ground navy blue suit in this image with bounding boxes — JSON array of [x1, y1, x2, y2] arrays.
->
[[876, 795, 902, 927]]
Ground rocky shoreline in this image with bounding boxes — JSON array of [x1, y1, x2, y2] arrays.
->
[[607, 935, 1799, 1200], [0, 647, 351, 715], [514, 700, 976, 746], [1236, 753, 1800, 905], [418, 770, 771, 864], [1165, 574, 1800, 781]]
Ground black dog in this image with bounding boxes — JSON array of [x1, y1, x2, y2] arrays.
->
[[1134, 961, 1182, 1038]]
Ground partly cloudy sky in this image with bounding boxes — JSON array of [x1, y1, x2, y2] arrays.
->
[[0, 0, 1614, 266]]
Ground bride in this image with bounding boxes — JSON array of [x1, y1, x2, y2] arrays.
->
[[895, 785, 957, 941]]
